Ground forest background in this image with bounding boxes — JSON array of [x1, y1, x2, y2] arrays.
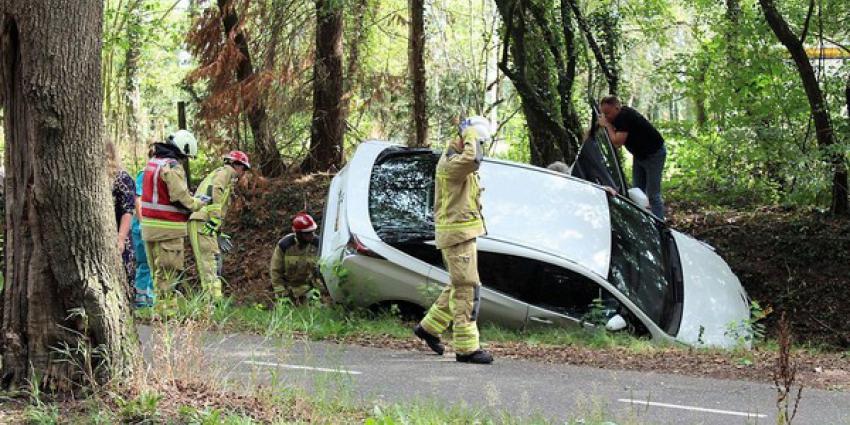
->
[[82, 0, 848, 211]]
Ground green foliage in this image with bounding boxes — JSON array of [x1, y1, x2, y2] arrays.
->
[[178, 405, 259, 425], [116, 391, 163, 424], [725, 300, 773, 347]]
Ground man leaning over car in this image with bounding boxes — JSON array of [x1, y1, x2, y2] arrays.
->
[[413, 115, 494, 365]]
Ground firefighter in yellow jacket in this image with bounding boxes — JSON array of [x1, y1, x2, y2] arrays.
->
[[188, 151, 250, 299], [140, 130, 208, 297], [414, 116, 494, 364], [269, 212, 320, 305]]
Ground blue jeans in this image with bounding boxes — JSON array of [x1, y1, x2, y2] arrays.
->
[[632, 145, 666, 220], [132, 218, 154, 307]]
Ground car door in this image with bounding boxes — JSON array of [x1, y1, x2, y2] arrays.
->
[[523, 260, 616, 330], [427, 250, 529, 329]]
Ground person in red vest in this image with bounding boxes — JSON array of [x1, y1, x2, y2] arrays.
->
[[140, 130, 208, 297]]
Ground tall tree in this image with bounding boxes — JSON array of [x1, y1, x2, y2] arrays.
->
[[303, 0, 345, 172], [217, 0, 286, 177], [495, 0, 582, 167], [125, 0, 144, 155], [409, 0, 428, 147], [0, 0, 137, 393], [566, 0, 618, 95], [758, 0, 848, 215]]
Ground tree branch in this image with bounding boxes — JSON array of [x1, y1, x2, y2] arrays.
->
[[799, 0, 815, 43], [567, 0, 617, 94]]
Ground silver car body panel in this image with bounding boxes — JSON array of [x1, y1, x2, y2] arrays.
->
[[672, 231, 751, 347]]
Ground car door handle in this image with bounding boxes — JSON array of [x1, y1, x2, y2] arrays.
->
[[528, 316, 554, 325]]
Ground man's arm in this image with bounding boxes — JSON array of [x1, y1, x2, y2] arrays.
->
[[162, 163, 204, 211], [442, 128, 483, 179], [600, 116, 628, 148], [270, 245, 287, 293]]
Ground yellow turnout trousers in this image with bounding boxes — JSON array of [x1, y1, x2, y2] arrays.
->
[[144, 237, 185, 295], [188, 220, 223, 298], [419, 239, 482, 354]]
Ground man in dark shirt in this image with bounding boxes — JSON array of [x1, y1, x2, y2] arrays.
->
[[599, 96, 667, 220]]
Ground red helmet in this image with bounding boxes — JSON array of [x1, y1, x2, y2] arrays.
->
[[224, 150, 251, 169], [292, 212, 317, 232]]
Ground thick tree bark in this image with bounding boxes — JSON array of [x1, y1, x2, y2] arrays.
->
[[0, 0, 138, 394], [303, 0, 345, 172], [218, 0, 286, 177], [408, 0, 428, 148], [759, 0, 848, 214]]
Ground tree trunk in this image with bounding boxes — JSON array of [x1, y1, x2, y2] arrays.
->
[[0, 0, 138, 394], [218, 0, 286, 177], [303, 0, 344, 172], [758, 0, 848, 215], [495, 0, 582, 166], [566, 0, 618, 95], [341, 0, 371, 129], [125, 0, 144, 163], [408, 0, 428, 147]]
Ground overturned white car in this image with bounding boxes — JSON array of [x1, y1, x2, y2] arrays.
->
[[319, 140, 751, 348]]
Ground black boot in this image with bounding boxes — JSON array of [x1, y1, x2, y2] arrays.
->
[[456, 349, 493, 364], [413, 324, 445, 355]]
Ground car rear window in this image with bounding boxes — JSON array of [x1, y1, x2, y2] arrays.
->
[[369, 153, 437, 242]]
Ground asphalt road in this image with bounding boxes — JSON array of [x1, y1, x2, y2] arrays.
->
[[139, 326, 850, 424]]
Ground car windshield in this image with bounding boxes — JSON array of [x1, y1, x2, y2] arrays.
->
[[369, 153, 436, 242], [607, 196, 673, 329]]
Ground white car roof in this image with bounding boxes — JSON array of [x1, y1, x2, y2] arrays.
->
[[348, 141, 612, 278]]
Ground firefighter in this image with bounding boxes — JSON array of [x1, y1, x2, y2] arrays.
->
[[269, 212, 321, 305], [188, 151, 250, 299], [414, 115, 494, 364], [140, 130, 208, 297]]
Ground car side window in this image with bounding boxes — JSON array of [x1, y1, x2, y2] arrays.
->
[[475, 252, 605, 320]]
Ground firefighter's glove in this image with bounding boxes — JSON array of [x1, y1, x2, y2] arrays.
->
[[201, 217, 221, 236], [218, 233, 233, 254]]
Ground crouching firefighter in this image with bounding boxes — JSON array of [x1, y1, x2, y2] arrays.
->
[[188, 151, 250, 299], [270, 213, 321, 305], [140, 130, 208, 297], [414, 116, 494, 364]]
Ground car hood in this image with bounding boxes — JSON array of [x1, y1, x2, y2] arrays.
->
[[672, 231, 751, 348]]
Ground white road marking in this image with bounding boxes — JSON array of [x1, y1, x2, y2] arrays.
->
[[242, 360, 363, 375], [617, 399, 767, 418]]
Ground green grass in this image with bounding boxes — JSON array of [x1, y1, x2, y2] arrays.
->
[[135, 292, 668, 355]]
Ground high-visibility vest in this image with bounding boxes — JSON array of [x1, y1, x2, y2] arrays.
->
[[140, 158, 190, 222]]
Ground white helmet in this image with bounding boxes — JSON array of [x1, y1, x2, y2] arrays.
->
[[166, 130, 198, 157], [459, 116, 493, 142]]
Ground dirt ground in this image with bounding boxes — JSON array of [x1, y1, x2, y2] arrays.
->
[[219, 174, 850, 351]]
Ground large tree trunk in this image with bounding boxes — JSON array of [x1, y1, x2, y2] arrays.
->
[[0, 0, 138, 394], [218, 0, 286, 177], [303, 0, 344, 172], [759, 0, 848, 215], [408, 0, 428, 147]]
